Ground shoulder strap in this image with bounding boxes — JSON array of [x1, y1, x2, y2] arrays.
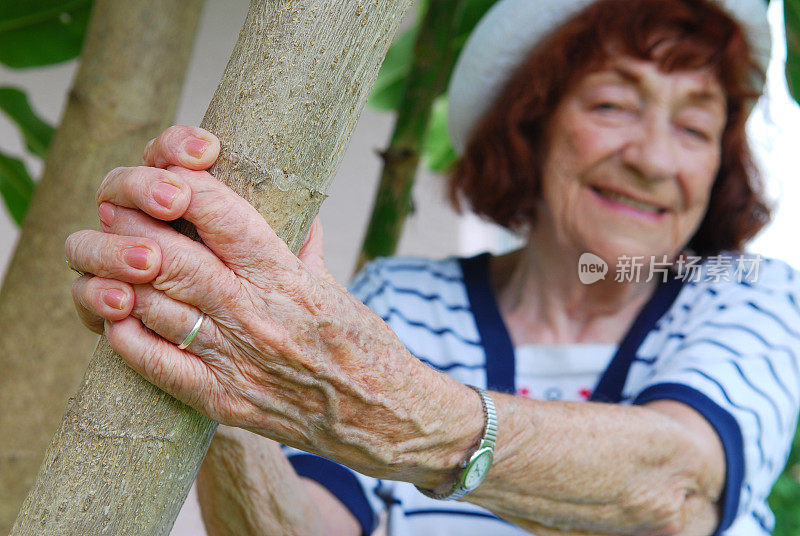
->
[[590, 276, 686, 403], [459, 253, 516, 394]]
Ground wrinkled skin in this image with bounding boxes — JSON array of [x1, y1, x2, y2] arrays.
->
[[67, 60, 731, 533], [66, 125, 481, 485]]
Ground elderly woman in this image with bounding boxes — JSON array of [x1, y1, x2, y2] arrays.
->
[[65, 0, 798, 534]]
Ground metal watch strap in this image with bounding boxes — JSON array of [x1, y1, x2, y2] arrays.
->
[[416, 385, 498, 500]]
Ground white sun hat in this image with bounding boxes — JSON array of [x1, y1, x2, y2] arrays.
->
[[446, 0, 772, 155]]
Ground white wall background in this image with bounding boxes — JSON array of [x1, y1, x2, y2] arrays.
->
[[1, 1, 798, 534]]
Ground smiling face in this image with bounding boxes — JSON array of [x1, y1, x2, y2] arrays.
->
[[539, 57, 727, 265]]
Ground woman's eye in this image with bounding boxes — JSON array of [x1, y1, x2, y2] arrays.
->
[[682, 126, 711, 142]]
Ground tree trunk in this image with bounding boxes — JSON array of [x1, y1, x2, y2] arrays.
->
[[0, 1, 202, 532], [10, 0, 413, 534], [356, 0, 464, 269]]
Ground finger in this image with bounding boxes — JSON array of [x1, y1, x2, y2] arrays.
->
[[142, 125, 220, 170], [130, 284, 217, 356], [72, 276, 134, 333], [298, 216, 336, 284], [105, 317, 221, 418], [65, 229, 161, 283], [167, 166, 299, 280], [100, 203, 240, 314], [97, 166, 191, 222]]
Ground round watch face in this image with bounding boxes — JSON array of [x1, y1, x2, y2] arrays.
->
[[463, 449, 493, 491]]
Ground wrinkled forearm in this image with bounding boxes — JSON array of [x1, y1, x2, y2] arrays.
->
[[196, 426, 330, 536], [462, 394, 724, 535]]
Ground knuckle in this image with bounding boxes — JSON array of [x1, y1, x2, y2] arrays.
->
[[195, 199, 236, 230], [155, 249, 202, 294], [142, 138, 157, 164], [97, 167, 125, 204], [65, 230, 93, 259], [162, 126, 191, 157], [129, 167, 152, 202]]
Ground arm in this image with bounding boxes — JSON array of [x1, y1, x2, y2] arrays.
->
[[196, 426, 360, 536], [66, 126, 725, 536], [456, 396, 724, 536], [67, 126, 364, 536]]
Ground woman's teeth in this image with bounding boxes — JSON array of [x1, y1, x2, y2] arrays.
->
[[594, 188, 664, 214]]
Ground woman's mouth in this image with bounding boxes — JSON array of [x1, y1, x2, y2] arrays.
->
[[590, 186, 667, 219]]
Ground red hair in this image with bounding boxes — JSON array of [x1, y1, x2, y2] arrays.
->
[[449, 0, 770, 255]]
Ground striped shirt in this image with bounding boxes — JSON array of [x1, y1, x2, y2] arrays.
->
[[284, 253, 800, 535]]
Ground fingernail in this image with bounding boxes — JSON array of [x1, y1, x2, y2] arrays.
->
[[103, 289, 126, 310], [153, 183, 180, 208], [186, 138, 208, 158], [124, 247, 151, 270], [98, 202, 115, 228]]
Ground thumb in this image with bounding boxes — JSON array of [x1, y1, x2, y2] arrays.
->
[[298, 217, 334, 283]]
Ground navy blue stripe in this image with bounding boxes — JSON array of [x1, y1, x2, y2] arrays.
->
[[382, 262, 463, 282], [670, 367, 765, 466], [404, 509, 510, 523], [289, 454, 376, 536], [678, 322, 800, 365], [662, 331, 800, 394], [590, 276, 685, 403], [674, 337, 741, 356], [787, 293, 800, 318], [361, 279, 471, 312], [349, 260, 463, 297], [699, 321, 779, 347], [633, 383, 744, 534], [752, 509, 773, 533], [400, 339, 483, 372], [727, 360, 784, 434], [459, 253, 515, 394], [670, 334, 794, 430], [379, 307, 481, 347], [758, 352, 799, 408], [348, 272, 371, 296], [417, 356, 484, 372], [746, 301, 800, 341]]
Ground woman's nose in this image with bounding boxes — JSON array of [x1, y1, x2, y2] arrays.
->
[[620, 113, 679, 184]]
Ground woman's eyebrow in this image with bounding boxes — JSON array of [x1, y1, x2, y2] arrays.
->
[[684, 89, 725, 105], [612, 66, 641, 83]]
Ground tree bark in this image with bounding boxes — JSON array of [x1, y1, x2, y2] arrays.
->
[[0, 1, 202, 532], [356, 0, 464, 270], [10, 0, 412, 534]]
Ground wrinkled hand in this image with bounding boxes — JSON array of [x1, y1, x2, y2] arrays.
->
[[65, 126, 474, 481]]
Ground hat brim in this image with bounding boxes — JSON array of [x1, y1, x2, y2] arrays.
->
[[446, 0, 771, 155]]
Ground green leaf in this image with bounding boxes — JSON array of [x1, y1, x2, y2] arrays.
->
[[369, 0, 501, 112], [769, 422, 800, 536], [0, 87, 54, 158], [0, 151, 35, 225], [368, 26, 419, 111], [453, 0, 500, 49], [0, 0, 93, 68], [444, 0, 501, 90], [787, 0, 800, 105], [421, 95, 457, 172]]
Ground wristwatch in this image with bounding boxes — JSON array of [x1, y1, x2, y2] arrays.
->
[[416, 385, 498, 501]]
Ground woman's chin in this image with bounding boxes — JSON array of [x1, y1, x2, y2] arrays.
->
[[582, 239, 671, 280]]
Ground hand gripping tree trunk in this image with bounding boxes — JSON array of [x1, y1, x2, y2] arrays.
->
[[0, 1, 202, 532], [11, 1, 413, 534]]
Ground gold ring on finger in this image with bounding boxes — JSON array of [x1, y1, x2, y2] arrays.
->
[[65, 258, 85, 277]]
